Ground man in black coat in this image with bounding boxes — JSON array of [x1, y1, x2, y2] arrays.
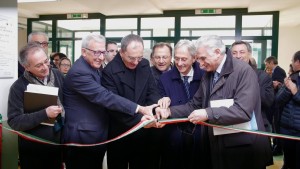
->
[[102, 34, 167, 169], [265, 56, 287, 156]]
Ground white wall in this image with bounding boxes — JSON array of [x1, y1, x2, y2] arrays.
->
[[278, 25, 300, 73], [1, 1, 19, 169], [0, 3, 18, 121]]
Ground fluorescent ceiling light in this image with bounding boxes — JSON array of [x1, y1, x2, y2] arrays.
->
[[18, 0, 58, 3]]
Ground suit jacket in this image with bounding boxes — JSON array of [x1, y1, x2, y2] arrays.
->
[[151, 66, 163, 86], [256, 69, 274, 125], [158, 62, 207, 169], [63, 56, 138, 144], [151, 65, 172, 86], [102, 53, 161, 138], [158, 61, 204, 106], [170, 53, 272, 169]]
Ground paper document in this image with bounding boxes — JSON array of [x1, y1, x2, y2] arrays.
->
[[210, 99, 257, 135], [26, 84, 58, 95]]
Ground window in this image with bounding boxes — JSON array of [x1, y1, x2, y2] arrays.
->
[[242, 15, 273, 36], [141, 17, 175, 37], [181, 16, 236, 37], [106, 18, 137, 37], [57, 19, 100, 38]]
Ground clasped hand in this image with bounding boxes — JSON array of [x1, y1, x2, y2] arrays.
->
[[141, 97, 171, 128]]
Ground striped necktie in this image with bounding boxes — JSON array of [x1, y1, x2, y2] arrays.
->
[[183, 76, 190, 99], [213, 72, 220, 87]]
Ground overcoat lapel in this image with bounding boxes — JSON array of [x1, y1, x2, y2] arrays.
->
[[209, 53, 234, 97], [135, 59, 149, 102]]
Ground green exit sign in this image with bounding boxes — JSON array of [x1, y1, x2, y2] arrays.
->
[[195, 9, 222, 15], [67, 13, 88, 19], [71, 13, 82, 18], [202, 9, 216, 14]]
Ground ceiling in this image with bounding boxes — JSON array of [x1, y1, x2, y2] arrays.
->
[[18, 0, 300, 27]]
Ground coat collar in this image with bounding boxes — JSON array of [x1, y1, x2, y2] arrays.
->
[[210, 49, 234, 95], [111, 53, 150, 102], [170, 62, 203, 82], [77, 56, 101, 81]]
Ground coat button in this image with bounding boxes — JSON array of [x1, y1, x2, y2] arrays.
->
[[214, 114, 220, 119]]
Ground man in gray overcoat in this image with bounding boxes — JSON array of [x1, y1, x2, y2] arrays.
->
[[157, 35, 272, 169]]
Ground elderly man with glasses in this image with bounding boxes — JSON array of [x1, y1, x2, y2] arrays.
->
[[62, 34, 161, 169]]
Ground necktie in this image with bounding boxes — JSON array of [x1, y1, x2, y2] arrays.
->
[[183, 76, 190, 99], [213, 72, 220, 87]]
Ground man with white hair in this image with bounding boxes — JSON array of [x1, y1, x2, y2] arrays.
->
[[157, 35, 272, 169], [158, 40, 206, 169], [63, 34, 158, 169]]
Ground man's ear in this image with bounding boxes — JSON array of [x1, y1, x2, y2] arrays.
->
[[81, 48, 86, 56], [215, 48, 221, 55], [24, 64, 30, 71]]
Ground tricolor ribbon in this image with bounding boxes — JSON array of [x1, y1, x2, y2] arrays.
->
[[2, 118, 300, 146], [159, 118, 300, 141], [1, 119, 153, 146]]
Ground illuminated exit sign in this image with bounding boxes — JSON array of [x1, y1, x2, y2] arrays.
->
[[67, 13, 88, 19], [195, 9, 222, 14]]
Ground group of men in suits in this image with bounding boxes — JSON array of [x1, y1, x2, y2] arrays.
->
[[10, 32, 288, 169]]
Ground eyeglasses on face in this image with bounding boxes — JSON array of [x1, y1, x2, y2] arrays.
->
[[85, 48, 107, 57], [153, 56, 170, 60], [126, 55, 143, 62], [35, 41, 49, 48]]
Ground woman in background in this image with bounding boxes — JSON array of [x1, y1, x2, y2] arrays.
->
[[58, 57, 71, 75], [51, 52, 67, 68]]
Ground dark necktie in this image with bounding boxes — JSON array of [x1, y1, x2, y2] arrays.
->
[[53, 115, 64, 132], [213, 72, 220, 87], [183, 76, 190, 99]]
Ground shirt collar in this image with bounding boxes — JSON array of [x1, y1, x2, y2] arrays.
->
[[180, 66, 194, 82], [216, 54, 227, 74]]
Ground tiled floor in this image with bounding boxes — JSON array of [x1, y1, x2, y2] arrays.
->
[[267, 155, 283, 169]]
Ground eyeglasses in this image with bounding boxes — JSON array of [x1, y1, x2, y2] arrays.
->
[[34, 58, 50, 69], [107, 49, 118, 53], [153, 56, 170, 60], [35, 41, 49, 48], [60, 64, 71, 67], [85, 48, 107, 57], [127, 55, 143, 62]]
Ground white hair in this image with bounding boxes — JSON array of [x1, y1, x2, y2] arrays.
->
[[194, 35, 226, 56], [81, 34, 106, 48]]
